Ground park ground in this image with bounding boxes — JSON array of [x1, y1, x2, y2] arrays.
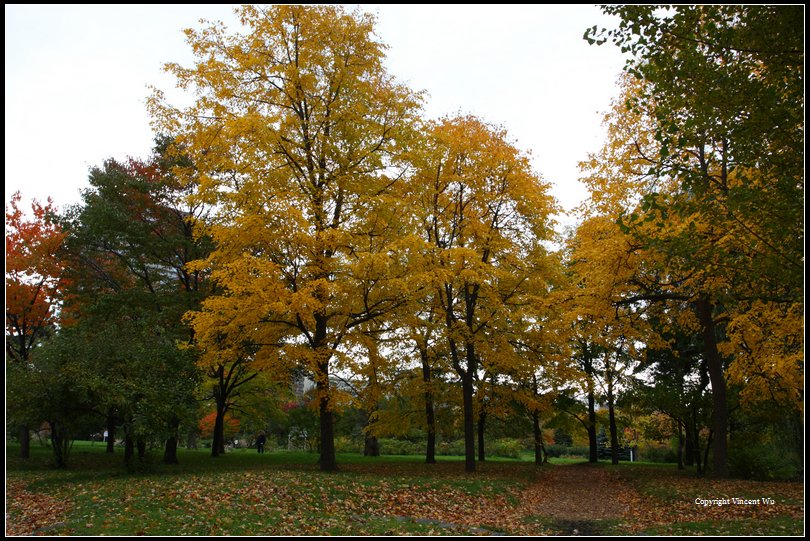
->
[[5, 443, 804, 536]]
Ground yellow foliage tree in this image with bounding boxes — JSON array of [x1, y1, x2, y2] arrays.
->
[[408, 116, 558, 472], [578, 70, 803, 476], [150, 5, 423, 471]]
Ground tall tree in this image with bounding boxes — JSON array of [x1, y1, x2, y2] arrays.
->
[[153, 5, 423, 471], [409, 116, 557, 472], [59, 143, 209, 466], [586, 6, 804, 476], [5, 192, 66, 458]]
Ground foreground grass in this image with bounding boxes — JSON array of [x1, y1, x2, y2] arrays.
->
[[6, 443, 805, 536]]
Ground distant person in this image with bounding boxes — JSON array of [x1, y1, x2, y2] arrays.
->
[[256, 433, 267, 454]]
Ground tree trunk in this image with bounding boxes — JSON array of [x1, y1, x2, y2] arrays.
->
[[677, 421, 684, 470], [587, 381, 598, 463], [49, 420, 70, 468], [212, 400, 225, 457], [693, 422, 704, 475], [137, 437, 146, 459], [318, 392, 337, 470], [608, 381, 619, 465], [316, 352, 337, 470], [105, 409, 116, 454], [462, 374, 476, 472], [697, 298, 729, 477], [477, 406, 486, 462], [703, 429, 714, 475], [421, 356, 436, 464], [19, 424, 30, 459], [124, 433, 135, 466], [532, 410, 543, 465], [163, 417, 180, 464], [684, 415, 695, 467], [364, 433, 380, 457]]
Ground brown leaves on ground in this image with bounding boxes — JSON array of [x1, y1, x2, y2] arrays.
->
[[5, 461, 804, 536], [5, 479, 70, 536], [618, 467, 805, 534]]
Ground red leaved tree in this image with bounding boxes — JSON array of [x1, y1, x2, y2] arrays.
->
[[5, 192, 67, 457]]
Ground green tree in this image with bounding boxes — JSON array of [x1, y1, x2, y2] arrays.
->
[[586, 6, 804, 476], [5, 193, 66, 458], [59, 142, 209, 466]]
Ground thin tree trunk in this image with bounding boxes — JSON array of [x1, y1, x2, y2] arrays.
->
[[703, 429, 714, 475], [19, 424, 30, 459], [684, 416, 694, 467], [532, 410, 543, 465], [677, 421, 685, 470], [163, 417, 179, 464], [477, 406, 486, 462], [124, 433, 135, 466], [608, 383, 619, 465], [462, 374, 476, 472], [421, 354, 436, 464], [105, 409, 116, 454], [587, 381, 598, 463]]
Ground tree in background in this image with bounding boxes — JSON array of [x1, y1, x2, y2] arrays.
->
[[584, 6, 803, 476], [408, 116, 558, 472], [5, 192, 66, 458], [58, 140, 209, 467]]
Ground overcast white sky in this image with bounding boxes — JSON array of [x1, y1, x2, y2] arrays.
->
[[5, 4, 626, 225]]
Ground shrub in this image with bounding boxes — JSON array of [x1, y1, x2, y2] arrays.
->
[[437, 440, 466, 456], [486, 438, 525, 459], [334, 436, 362, 454], [638, 443, 677, 463], [546, 444, 589, 458], [378, 438, 422, 456], [728, 442, 800, 481]]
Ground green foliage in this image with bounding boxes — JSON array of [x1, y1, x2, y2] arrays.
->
[[485, 438, 525, 459], [546, 444, 590, 459], [6, 331, 99, 467], [637, 443, 677, 464], [727, 442, 799, 481], [377, 438, 526, 459]]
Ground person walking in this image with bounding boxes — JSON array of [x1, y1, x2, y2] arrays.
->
[[256, 433, 267, 454]]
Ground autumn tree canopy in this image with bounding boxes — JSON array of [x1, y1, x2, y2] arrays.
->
[[151, 4, 423, 471]]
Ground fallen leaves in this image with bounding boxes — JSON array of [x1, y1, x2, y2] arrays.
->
[[4, 459, 804, 536], [5, 478, 70, 536]]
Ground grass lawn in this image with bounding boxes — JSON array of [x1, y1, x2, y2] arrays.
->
[[5, 442, 804, 536]]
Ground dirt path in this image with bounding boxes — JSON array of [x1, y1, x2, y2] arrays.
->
[[490, 463, 637, 535], [521, 463, 634, 520]]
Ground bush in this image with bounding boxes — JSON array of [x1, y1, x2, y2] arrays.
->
[[546, 444, 589, 458], [638, 443, 677, 463], [334, 436, 362, 454], [376, 438, 528, 459], [378, 438, 422, 456], [486, 438, 525, 459], [728, 442, 800, 481], [437, 440, 466, 456]]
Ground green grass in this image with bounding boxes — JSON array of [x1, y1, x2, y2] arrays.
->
[[7, 442, 804, 536], [7, 443, 533, 535], [643, 516, 804, 536]]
